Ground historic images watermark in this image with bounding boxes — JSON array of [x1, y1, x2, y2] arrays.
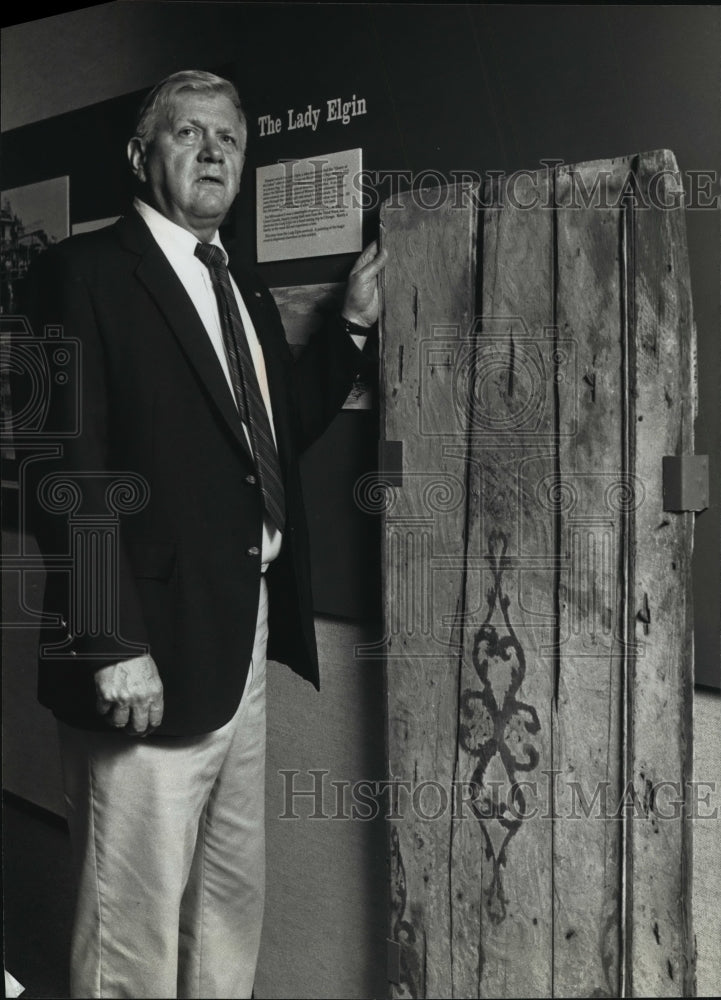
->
[[277, 769, 719, 823], [352, 310, 648, 660], [1, 314, 150, 657], [273, 158, 721, 213]]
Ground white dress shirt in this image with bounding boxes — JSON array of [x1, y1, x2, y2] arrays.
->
[[134, 198, 282, 566]]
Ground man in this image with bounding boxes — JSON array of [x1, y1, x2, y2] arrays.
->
[[23, 69, 385, 998]]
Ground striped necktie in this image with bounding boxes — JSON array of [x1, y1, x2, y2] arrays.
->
[[194, 242, 285, 533]]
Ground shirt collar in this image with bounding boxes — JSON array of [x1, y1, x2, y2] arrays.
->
[[133, 197, 227, 261]]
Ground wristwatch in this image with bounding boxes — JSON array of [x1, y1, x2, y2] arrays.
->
[[341, 315, 372, 336]]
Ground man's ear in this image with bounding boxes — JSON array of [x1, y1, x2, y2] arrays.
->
[[127, 138, 147, 183]]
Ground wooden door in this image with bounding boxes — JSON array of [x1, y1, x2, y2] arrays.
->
[[378, 152, 695, 998]]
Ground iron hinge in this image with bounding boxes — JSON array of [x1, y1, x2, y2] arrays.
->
[[387, 938, 401, 984], [662, 455, 709, 512]]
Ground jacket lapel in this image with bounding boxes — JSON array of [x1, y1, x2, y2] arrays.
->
[[116, 212, 254, 463]]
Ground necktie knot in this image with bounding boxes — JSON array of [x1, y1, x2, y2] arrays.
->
[[194, 242, 226, 272]]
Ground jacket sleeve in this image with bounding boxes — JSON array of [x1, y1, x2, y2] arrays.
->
[[19, 244, 151, 668]]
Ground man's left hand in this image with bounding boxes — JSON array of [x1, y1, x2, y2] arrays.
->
[[341, 241, 388, 328]]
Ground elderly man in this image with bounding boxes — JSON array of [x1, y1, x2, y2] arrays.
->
[[24, 70, 384, 998]]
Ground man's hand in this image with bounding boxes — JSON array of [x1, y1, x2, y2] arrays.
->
[[95, 653, 164, 736], [341, 241, 388, 328]]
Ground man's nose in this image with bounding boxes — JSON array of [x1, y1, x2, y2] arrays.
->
[[199, 133, 224, 161]]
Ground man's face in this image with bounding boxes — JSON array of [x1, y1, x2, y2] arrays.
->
[[129, 89, 246, 240]]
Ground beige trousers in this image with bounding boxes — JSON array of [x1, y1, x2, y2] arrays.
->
[[58, 579, 268, 999]]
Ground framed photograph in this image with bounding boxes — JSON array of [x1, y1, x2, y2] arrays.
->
[[269, 281, 372, 409], [1, 176, 70, 314], [1, 177, 70, 490]]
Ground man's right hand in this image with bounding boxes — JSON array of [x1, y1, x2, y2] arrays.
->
[[95, 653, 164, 736]]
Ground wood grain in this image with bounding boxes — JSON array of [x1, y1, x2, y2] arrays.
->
[[552, 157, 631, 998], [452, 169, 555, 998], [379, 184, 478, 999], [627, 149, 695, 997]]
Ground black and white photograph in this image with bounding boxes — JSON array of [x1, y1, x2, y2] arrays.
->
[[1, 4, 719, 999]]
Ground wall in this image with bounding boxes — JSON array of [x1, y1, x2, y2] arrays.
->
[[2, 4, 719, 997], [258, 619, 386, 1000], [694, 689, 721, 996]]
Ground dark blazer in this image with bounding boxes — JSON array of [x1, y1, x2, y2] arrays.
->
[[22, 209, 370, 735]]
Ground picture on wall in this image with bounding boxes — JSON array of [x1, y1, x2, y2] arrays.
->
[[270, 281, 372, 408], [71, 215, 120, 236], [1, 177, 70, 485], [1, 176, 70, 315]]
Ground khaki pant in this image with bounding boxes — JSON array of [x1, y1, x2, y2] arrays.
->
[[58, 579, 268, 999]]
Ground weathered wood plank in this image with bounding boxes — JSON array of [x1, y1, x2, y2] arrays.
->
[[380, 156, 695, 1000], [379, 185, 478, 999], [552, 157, 634, 998], [449, 170, 555, 998], [628, 149, 695, 997]]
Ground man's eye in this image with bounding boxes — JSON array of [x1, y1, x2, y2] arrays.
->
[[178, 127, 195, 138], [221, 134, 237, 145]]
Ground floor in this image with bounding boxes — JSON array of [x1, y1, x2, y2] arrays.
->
[[3, 762, 718, 999], [2, 794, 72, 999]]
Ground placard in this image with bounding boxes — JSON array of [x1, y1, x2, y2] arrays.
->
[[256, 148, 362, 262]]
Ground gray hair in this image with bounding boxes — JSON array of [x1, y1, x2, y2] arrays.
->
[[133, 70, 246, 144]]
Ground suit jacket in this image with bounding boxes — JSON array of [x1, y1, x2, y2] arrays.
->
[[22, 209, 371, 735]]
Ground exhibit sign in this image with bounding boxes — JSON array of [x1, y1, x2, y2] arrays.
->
[[256, 148, 362, 263]]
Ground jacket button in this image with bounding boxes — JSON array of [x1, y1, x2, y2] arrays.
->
[[246, 546, 260, 557], [245, 474, 257, 485]]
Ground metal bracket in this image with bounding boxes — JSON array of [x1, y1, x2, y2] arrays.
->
[[379, 440, 403, 487], [662, 455, 709, 512], [387, 938, 401, 984]]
